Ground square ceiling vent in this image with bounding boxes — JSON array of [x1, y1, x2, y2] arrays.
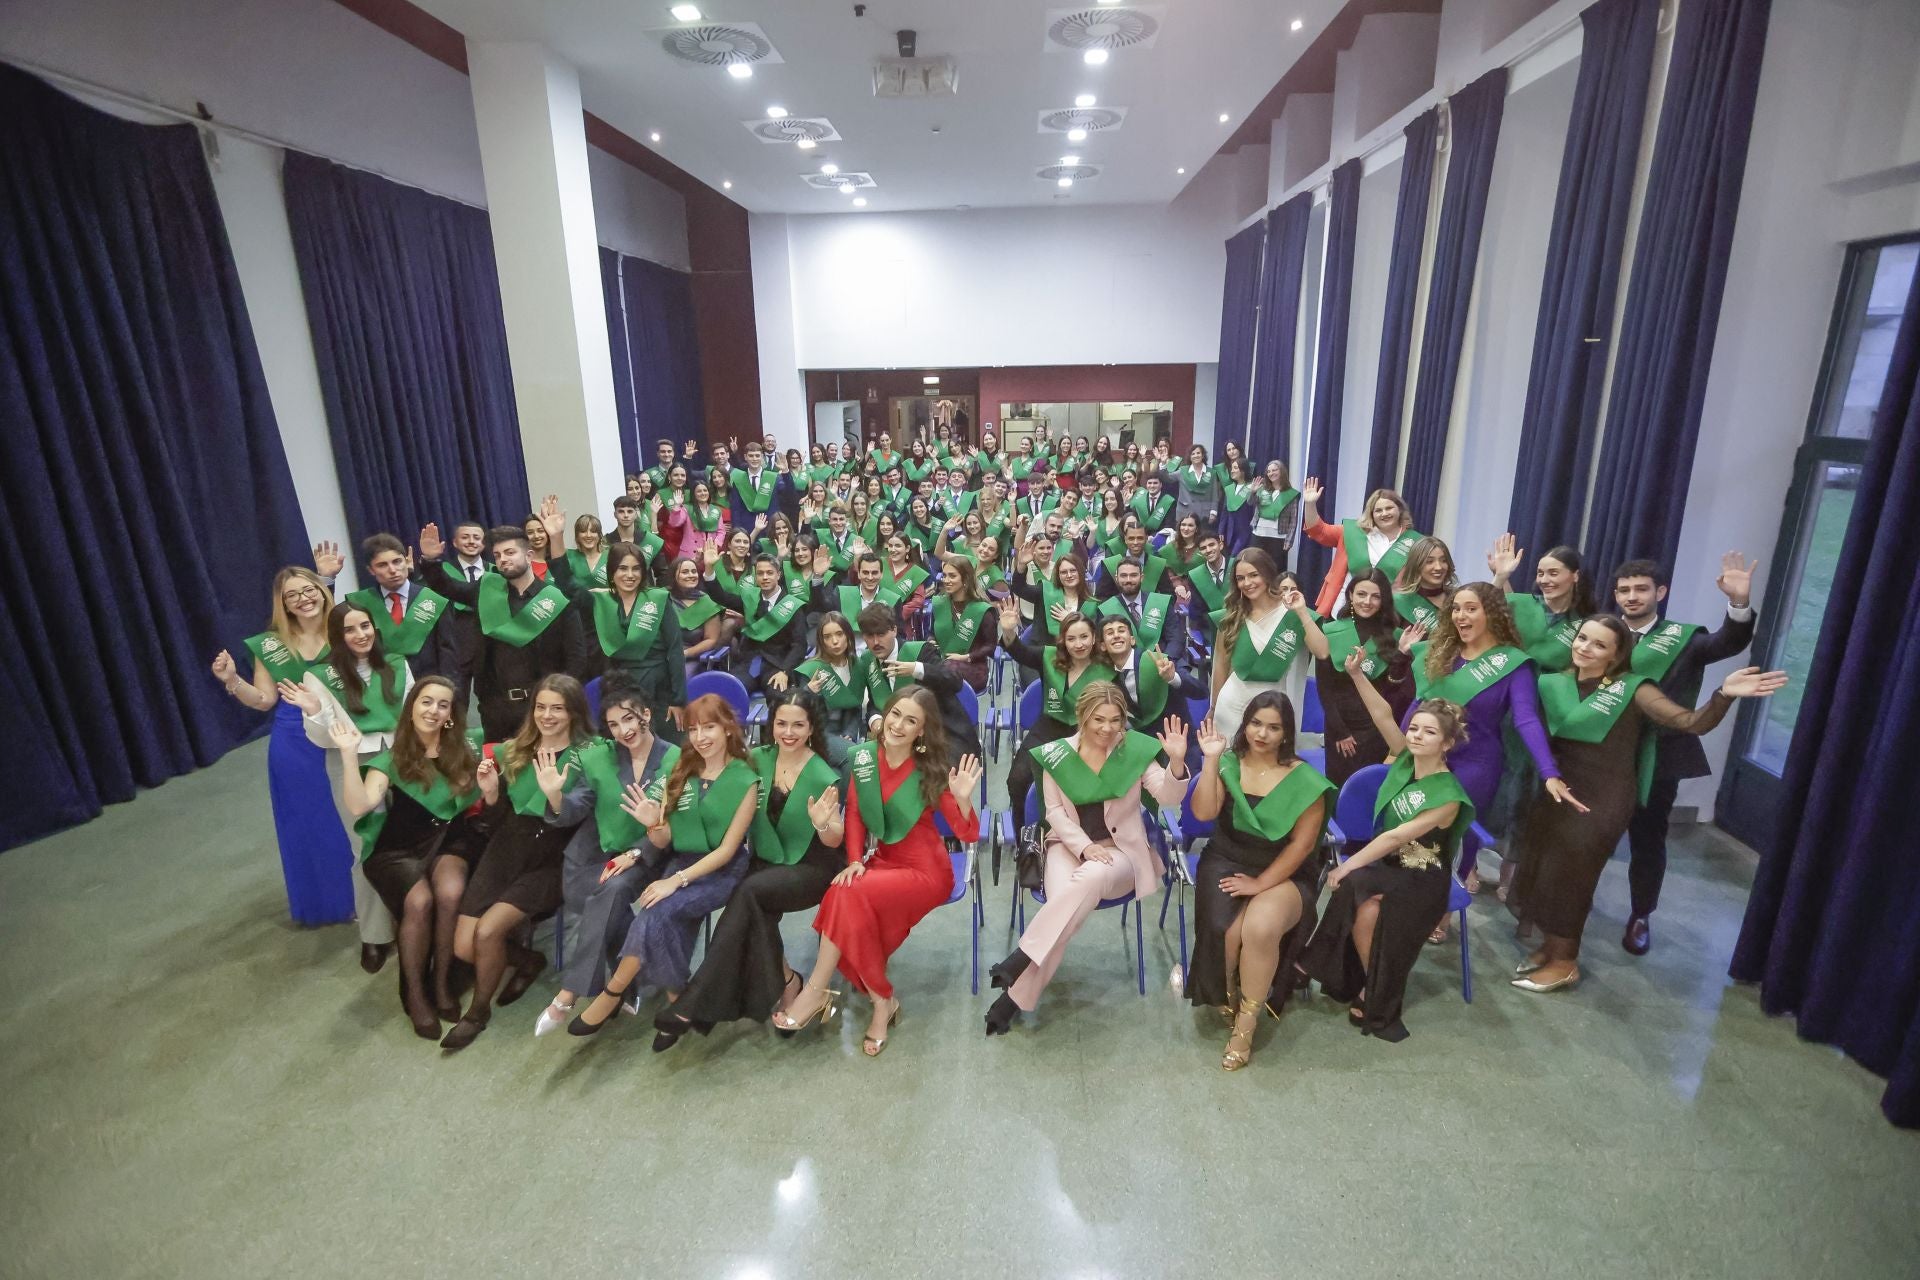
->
[[648, 22, 784, 67], [743, 117, 842, 144], [1037, 105, 1128, 134], [800, 172, 877, 191], [1043, 6, 1165, 53]]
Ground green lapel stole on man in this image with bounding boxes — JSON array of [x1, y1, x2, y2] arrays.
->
[[939, 489, 976, 518], [1628, 620, 1701, 682], [1219, 754, 1336, 842], [666, 757, 757, 852], [1409, 643, 1531, 704], [346, 587, 447, 659], [1538, 671, 1658, 803], [1188, 561, 1233, 621], [1041, 652, 1116, 723], [1394, 591, 1441, 631], [439, 560, 491, 613], [838, 583, 902, 618], [1508, 594, 1579, 672], [749, 746, 839, 865], [1121, 651, 1172, 726], [1100, 593, 1172, 649], [314, 661, 407, 735], [1032, 731, 1163, 804], [739, 582, 806, 643], [732, 467, 778, 514], [475, 575, 571, 646], [858, 641, 928, 710], [352, 749, 479, 851], [244, 632, 328, 684], [933, 598, 991, 655], [1130, 492, 1174, 527], [589, 588, 671, 660], [1321, 619, 1389, 680], [1229, 609, 1306, 682], [847, 740, 930, 844], [1342, 522, 1421, 579]]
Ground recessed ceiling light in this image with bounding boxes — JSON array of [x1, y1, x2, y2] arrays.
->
[[1176, 167, 1185, 174], [820, 162, 839, 175], [1057, 177, 1074, 188], [1067, 127, 1088, 142], [1075, 93, 1097, 108], [1060, 154, 1081, 165], [1098, 0, 1122, 5], [669, 3, 701, 20], [766, 105, 787, 119], [1083, 49, 1109, 65], [853, 197, 868, 207], [726, 62, 752, 80], [796, 138, 816, 150], [650, 131, 662, 142], [838, 183, 856, 194], [722, 179, 733, 189], [1218, 113, 1230, 124], [923, 375, 940, 384], [1290, 18, 1304, 32]]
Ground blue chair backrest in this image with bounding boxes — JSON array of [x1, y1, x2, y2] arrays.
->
[[584, 676, 604, 725], [1017, 679, 1044, 728], [1301, 676, 1325, 734], [956, 682, 979, 725], [687, 669, 751, 722], [1022, 784, 1042, 827], [1185, 696, 1209, 728], [1334, 764, 1390, 845], [1179, 785, 1215, 839]]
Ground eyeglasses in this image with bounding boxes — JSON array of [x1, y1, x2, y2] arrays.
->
[[281, 586, 323, 604]]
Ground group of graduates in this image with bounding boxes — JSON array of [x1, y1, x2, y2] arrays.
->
[[209, 420, 1784, 1065]]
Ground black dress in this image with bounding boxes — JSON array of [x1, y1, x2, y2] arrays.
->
[[460, 808, 580, 918], [1314, 651, 1415, 790], [669, 786, 843, 1025], [361, 788, 486, 920], [1183, 790, 1326, 1010]]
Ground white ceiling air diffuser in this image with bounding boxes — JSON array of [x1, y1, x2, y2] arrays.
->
[[1042, 6, 1165, 54], [800, 172, 878, 190], [743, 117, 843, 144], [1036, 164, 1100, 182], [651, 22, 784, 67], [1036, 106, 1127, 135], [873, 56, 958, 97]]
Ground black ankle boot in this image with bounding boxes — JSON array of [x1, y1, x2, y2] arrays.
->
[[989, 950, 1033, 991], [983, 993, 1020, 1036]]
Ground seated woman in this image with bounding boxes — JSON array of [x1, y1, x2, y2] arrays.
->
[[1506, 617, 1785, 992], [984, 684, 1191, 1036], [774, 687, 983, 1057], [930, 555, 998, 691], [1183, 694, 1336, 1071], [668, 555, 724, 670], [531, 676, 680, 1036], [1295, 659, 1473, 1043], [766, 611, 863, 767], [999, 611, 1114, 829], [443, 674, 595, 1050], [654, 687, 845, 1050], [328, 676, 484, 1038], [567, 693, 758, 1034]]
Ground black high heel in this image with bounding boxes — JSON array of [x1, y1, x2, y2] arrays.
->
[[983, 993, 1019, 1037], [568, 986, 631, 1037], [650, 1009, 713, 1053], [988, 950, 1033, 992], [439, 1011, 488, 1051]]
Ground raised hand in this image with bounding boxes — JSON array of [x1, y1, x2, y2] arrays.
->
[[1150, 648, 1177, 684], [702, 544, 721, 568], [540, 494, 567, 551], [1716, 552, 1758, 608], [1486, 532, 1523, 582], [418, 523, 445, 559], [805, 784, 841, 829], [276, 679, 321, 714], [619, 780, 665, 828], [311, 540, 344, 578], [1157, 714, 1190, 766], [1343, 648, 1367, 680], [1721, 666, 1789, 699], [1397, 621, 1429, 656], [948, 753, 983, 801], [210, 650, 237, 683], [1049, 602, 1072, 625], [327, 718, 362, 753], [476, 754, 499, 801], [1195, 716, 1227, 760], [533, 746, 574, 803], [882, 658, 918, 680], [752, 513, 768, 534], [1000, 607, 1020, 638], [1279, 583, 1307, 611], [1301, 476, 1323, 506]]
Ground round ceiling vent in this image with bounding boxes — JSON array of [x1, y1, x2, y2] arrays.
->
[[745, 117, 841, 144], [1036, 164, 1100, 181], [1047, 7, 1161, 51], [661, 24, 777, 66], [1037, 106, 1126, 134], [801, 172, 877, 190]]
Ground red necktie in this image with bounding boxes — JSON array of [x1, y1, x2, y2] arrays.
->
[[389, 593, 405, 624]]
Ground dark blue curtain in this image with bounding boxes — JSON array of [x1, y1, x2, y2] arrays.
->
[[0, 67, 309, 850], [283, 152, 528, 542], [1583, 0, 1772, 579], [1246, 193, 1313, 464], [618, 254, 706, 471], [600, 247, 640, 477], [1505, 0, 1659, 563], [1300, 159, 1363, 592], [1211, 222, 1266, 453], [1366, 108, 1440, 495], [1400, 69, 1508, 522], [1731, 269, 1920, 1128]]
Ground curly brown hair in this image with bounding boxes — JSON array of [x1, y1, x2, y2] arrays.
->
[[1423, 583, 1524, 683]]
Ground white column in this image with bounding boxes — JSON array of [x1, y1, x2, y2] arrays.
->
[[466, 41, 625, 518]]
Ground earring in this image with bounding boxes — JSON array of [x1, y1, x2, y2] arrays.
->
[[443, 719, 455, 729], [914, 740, 927, 755]]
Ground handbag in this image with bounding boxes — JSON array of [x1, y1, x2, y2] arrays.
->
[[1015, 822, 1047, 891]]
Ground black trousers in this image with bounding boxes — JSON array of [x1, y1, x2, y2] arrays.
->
[[1625, 778, 1681, 917], [1250, 535, 1290, 571]]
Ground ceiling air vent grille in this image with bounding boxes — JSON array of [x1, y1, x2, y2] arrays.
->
[[1043, 7, 1164, 53], [801, 172, 878, 190], [1037, 164, 1100, 182], [743, 117, 842, 144], [1037, 106, 1127, 134], [653, 22, 783, 67]]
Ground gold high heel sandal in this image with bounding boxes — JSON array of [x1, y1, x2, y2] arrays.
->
[[863, 998, 902, 1058], [1222, 998, 1262, 1072], [770, 985, 840, 1033]]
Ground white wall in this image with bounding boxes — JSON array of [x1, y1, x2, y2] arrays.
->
[[748, 211, 808, 450]]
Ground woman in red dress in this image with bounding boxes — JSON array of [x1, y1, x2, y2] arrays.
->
[[774, 686, 983, 1056]]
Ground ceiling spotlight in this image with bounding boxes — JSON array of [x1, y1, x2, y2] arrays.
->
[[796, 138, 816, 150], [726, 62, 753, 80], [650, 131, 662, 142], [1057, 177, 1074, 188], [853, 197, 868, 207], [722, 179, 733, 189], [838, 183, 856, 194], [1176, 167, 1186, 174], [1060, 154, 1081, 165], [1218, 113, 1230, 124], [922, 375, 940, 384], [669, 3, 701, 20], [1067, 127, 1088, 142], [766, 105, 788, 119], [1291, 18, 1305, 32], [820, 162, 839, 175], [1075, 93, 1096, 108], [1083, 49, 1109, 66]]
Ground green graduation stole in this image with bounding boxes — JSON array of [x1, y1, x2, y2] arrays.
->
[[644, 463, 670, 489], [933, 597, 991, 655], [1321, 618, 1389, 680], [711, 557, 749, 598], [1629, 620, 1701, 682], [565, 549, 609, 588], [1538, 671, 1658, 804], [353, 749, 479, 852], [1229, 608, 1306, 682], [739, 583, 806, 642], [1100, 593, 1172, 649], [1010, 457, 1039, 482], [1129, 492, 1174, 527], [871, 449, 901, 473], [938, 489, 976, 517], [821, 528, 857, 572], [781, 558, 812, 595], [660, 489, 687, 513], [1138, 554, 1169, 595], [731, 467, 778, 513], [575, 737, 655, 853], [1374, 753, 1476, 846], [750, 746, 839, 865], [1255, 487, 1299, 522], [1162, 546, 1203, 580], [883, 561, 929, 598], [846, 740, 931, 845], [1187, 562, 1233, 621], [346, 587, 447, 659], [838, 583, 903, 618], [1410, 643, 1530, 705], [1508, 594, 1578, 672], [1222, 483, 1256, 513], [315, 660, 406, 735], [440, 560, 490, 612], [243, 631, 328, 684], [589, 588, 671, 659], [687, 503, 724, 533], [1342, 521, 1421, 580], [497, 740, 586, 818], [475, 574, 571, 646], [796, 657, 865, 710], [881, 483, 909, 509], [906, 522, 938, 556], [1219, 754, 1336, 842], [1039, 582, 1097, 639], [1032, 730, 1163, 803], [1121, 650, 1172, 726], [903, 457, 933, 484], [853, 516, 879, 548], [858, 641, 928, 710], [1040, 652, 1116, 723], [666, 757, 758, 853], [1094, 520, 1125, 556], [1394, 591, 1442, 631], [1174, 464, 1213, 495], [673, 592, 721, 631]]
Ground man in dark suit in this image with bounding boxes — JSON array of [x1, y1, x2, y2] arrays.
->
[[1613, 553, 1758, 956], [854, 602, 982, 759], [705, 553, 810, 694]]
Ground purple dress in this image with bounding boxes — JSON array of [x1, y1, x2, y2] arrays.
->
[[1401, 660, 1560, 818]]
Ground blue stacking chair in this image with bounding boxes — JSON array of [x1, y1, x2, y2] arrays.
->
[[1322, 764, 1483, 1004], [583, 676, 604, 725], [1000, 786, 1146, 995], [687, 669, 751, 722], [935, 805, 987, 995], [1297, 677, 1327, 774], [1156, 789, 1213, 975]]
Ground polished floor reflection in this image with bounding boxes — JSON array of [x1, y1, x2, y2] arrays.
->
[[3, 739, 1917, 1279]]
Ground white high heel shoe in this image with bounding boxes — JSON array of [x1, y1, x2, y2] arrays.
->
[[534, 1000, 575, 1037]]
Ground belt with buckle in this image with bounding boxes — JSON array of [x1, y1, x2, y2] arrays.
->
[[506, 687, 530, 701]]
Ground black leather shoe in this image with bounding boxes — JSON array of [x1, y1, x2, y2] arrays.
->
[[1622, 915, 1651, 956], [360, 943, 391, 975], [439, 1015, 488, 1051]]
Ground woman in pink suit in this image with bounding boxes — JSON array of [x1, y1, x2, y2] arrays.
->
[[984, 682, 1193, 1034]]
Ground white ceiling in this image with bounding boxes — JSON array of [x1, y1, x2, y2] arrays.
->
[[409, 0, 1342, 212]]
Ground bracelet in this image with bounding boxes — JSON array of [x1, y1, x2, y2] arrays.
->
[[675, 871, 689, 889]]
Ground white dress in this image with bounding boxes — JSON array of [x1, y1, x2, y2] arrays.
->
[[1213, 607, 1289, 740]]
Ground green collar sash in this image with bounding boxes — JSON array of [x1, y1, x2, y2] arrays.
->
[[1220, 755, 1336, 842], [1374, 754, 1476, 845], [1410, 644, 1531, 705], [497, 741, 586, 818], [1538, 672, 1658, 803], [673, 592, 721, 630], [1175, 464, 1212, 492], [933, 598, 991, 654], [1099, 592, 1172, 649], [739, 584, 806, 642], [1255, 487, 1299, 520], [1343, 522, 1421, 579], [1321, 618, 1390, 680], [1188, 561, 1233, 617], [1130, 493, 1174, 527], [354, 749, 479, 851], [798, 657, 865, 709], [244, 632, 327, 684], [688, 503, 724, 533], [847, 741, 931, 844], [1222, 483, 1256, 513], [732, 467, 778, 513], [1629, 621, 1701, 682], [346, 586, 447, 658], [440, 560, 490, 611], [940, 489, 976, 516], [1509, 594, 1579, 672], [1229, 608, 1306, 682], [884, 561, 929, 597], [1394, 591, 1442, 631], [1041, 652, 1116, 723], [315, 661, 406, 735], [667, 757, 758, 853], [750, 746, 839, 865], [1032, 731, 1163, 804], [1118, 650, 1171, 725], [590, 588, 671, 659], [476, 575, 571, 646], [576, 737, 677, 853], [565, 549, 609, 588], [858, 641, 928, 710], [1039, 581, 1096, 639], [838, 583, 904, 618]]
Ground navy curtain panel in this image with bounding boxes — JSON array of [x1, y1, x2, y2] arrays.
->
[[1400, 69, 1508, 522], [600, 247, 641, 477], [1300, 159, 1364, 592], [283, 152, 529, 543], [618, 253, 706, 473], [1505, 0, 1659, 563], [0, 68, 309, 850], [1583, 0, 1771, 579], [1365, 108, 1440, 496], [1246, 193, 1313, 465], [1210, 222, 1266, 453], [1730, 272, 1920, 1128]]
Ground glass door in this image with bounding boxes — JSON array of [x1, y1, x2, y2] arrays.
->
[[1718, 237, 1919, 845]]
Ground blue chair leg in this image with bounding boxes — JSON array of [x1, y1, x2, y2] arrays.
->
[[971, 878, 981, 996], [1133, 901, 1146, 995], [1458, 906, 1473, 1004], [1158, 884, 1172, 930], [1177, 891, 1188, 975]]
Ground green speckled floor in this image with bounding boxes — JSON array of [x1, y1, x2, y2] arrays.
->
[[3, 738, 1917, 1279]]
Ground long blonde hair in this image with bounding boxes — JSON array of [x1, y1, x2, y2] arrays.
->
[[1074, 680, 1129, 728], [268, 567, 334, 650], [1358, 487, 1412, 533], [1391, 535, 1456, 595], [1423, 583, 1524, 682]]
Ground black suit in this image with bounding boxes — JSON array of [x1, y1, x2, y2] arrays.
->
[[1626, 608, 1756, 915], [429, 563, 593, 740], [705, 578, 809, 692]]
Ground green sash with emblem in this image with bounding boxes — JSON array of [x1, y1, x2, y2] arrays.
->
[[1373, 754, 1476, 853], [564, 549, 609, 588], [1321, 618, 1390, 681], [575, 737, 672, 853], [346, 587, 447, 659], [1040, 652, 1116, 724], [838, 583, 903, 618], [1342, 521, 1421, 580], [1039, 581, 1097, 639], [1628, 621, 1701, 682], [1032, 730, 1163, 804], [1229, 609, 1306, 682], [1130, 492, 1174, 528], [353, 747, 480, 852], [495, 740, 587, 818], [1410, 644, 1530, 705], [1508, 594, 1579, 673], [1220, 755, 1335, 842], [475, 575, 571, 647], [1173, 464, 1214, 498], [1099, 592, 1172, 648], [315, 660, 407, 735], [858, 641, 928, 710], [1255, 487, 1299, 523], [1188, 562, 1233, 621], [750, 746, 839, 865], [243, 631, 327, 683], [796, 657, 865, 710], [673, 593, 721, 631], [739, 583, 806, 643], [1394, 591, 1442, 631], [933, 598, 991, 655], [883, 561, 929, 598], [440, 560, 489, 612], [731, 467, 778, 514], [1120, 651, 1173, 726], [666, 757, 758, 853], [589, 588, 671, 660], [847, 740, 931, 844], [1539, 671, 1658, 803], [687, 503, 724, 533]]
